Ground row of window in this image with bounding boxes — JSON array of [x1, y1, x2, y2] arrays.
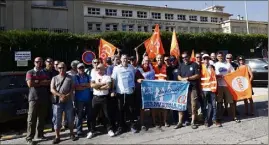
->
[[31, 28, 68, 33], [87, 7, 223, 22], [87, 23, 220, 33]]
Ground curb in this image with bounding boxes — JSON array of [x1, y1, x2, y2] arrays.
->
[[0, 122, 88, 141]]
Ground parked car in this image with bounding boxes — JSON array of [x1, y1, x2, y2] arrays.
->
[[0, 72, 29, 123], [245, 58, 268, 86]]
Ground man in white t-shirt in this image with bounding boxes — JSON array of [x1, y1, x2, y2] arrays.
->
[[214, 52, 240, 123], [87, 64, 115, 139]]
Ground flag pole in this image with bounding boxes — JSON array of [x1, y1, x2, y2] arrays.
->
[[244, 1, 249, 34]]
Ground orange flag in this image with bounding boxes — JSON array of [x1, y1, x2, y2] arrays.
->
[[99, 39, 117, 61], [144, 24, 165, 59], [224, 66, 252, 101], [190, 49, 196, 62], [170, 29, 180, 58]]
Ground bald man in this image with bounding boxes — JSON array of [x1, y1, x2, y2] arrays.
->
[[25, 57, 51, 144]]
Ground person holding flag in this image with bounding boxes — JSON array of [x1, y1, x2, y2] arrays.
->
[[214, 52, 240, 123], [135, 55, 155, 131], [153, 54, 170, 128], [236, 55, 254, 116]]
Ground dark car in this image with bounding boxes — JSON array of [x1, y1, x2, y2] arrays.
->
[[245, 58, 268, 86], [0, 72, 29, 123]]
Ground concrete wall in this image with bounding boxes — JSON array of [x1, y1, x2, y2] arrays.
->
[[0, 4, 6, 27], [31, 7, 68, 29]]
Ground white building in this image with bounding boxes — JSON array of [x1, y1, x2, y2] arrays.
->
[[0, 0, 267, 35], [84, 1, 232, 33]]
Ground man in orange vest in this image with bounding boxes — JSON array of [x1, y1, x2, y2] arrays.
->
[[152, 54, 169, 128], [201, 54, 222, 127]]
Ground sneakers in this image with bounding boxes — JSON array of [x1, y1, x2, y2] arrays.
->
[[86, 132, 94, 139], [183, 121, 190, 126], [191, 123, 198, 129], [213, 121, 222, 127], [141, 125, 147, 131], [115, 127, 123, 136], [26, 139, 35, 145], [131, 127, 138, 133], [108, 130, 115, 137], [70, 134, 78, 141], [204, 122, 209, 128], [174, 123, 183, 129], [165, 122, 170, 127]]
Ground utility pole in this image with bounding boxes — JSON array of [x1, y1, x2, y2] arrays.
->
[[244, 1, 250, 34]]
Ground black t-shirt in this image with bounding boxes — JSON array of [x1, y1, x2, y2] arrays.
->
[[167, 65, 175, 81], [178, 62, 200, 89]]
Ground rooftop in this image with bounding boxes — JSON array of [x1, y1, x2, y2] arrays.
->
[[85, 1, 233, 16]]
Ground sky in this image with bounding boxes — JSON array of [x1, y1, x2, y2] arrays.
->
[[108, 1, 268, 21]]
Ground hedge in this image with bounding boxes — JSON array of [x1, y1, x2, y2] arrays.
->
[[0, 30, 267, 71]]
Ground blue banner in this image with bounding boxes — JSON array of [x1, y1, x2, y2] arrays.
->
[[141, 80, 190, 111]]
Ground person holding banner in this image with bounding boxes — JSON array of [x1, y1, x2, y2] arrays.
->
[[136, 55, 155, 131], [201, 54, 222, 127], [236, 55, 254, 116], [153, 54, 170, 128], [214, 52, 240, 123], [111, 54, 138, 135], [175, 52, 200, 129]]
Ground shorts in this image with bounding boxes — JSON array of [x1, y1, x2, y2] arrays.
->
[[187, 88, 198, 115], [52, 101, 74, 130], [216, 86, 234, 103]]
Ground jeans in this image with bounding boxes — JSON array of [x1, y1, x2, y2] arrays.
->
[[75, 100, 92, 134], [91, 95, 114, 132], [52, 101, 74, 130], [116, 93, 136, 129], [203, 91, 217, 122]]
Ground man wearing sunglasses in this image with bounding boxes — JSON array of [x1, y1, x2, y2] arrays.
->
[[214, 52, 240, 123], [43, 57, 59, 132], [74, 63, 92, 138], [25, 57, 51, 144], [175, 51, 200, 130], [54, 60, 60, 72]]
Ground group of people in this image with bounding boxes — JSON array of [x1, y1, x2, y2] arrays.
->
[[25, 48, 254, 144]]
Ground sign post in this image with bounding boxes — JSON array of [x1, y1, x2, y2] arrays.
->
[[14, 51, 31, 67], [82, 51, 96, 65]]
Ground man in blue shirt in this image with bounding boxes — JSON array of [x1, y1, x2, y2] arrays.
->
[[74, 63, 92, 137], [111, 54, 138, 135]]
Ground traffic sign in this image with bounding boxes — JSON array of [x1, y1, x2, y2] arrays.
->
[[82, 51, 96, 65]]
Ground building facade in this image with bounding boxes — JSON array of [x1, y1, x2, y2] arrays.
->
[[0, 0, 267, 35], [0, 0, 84, 33], [83, 1, 231, 33]]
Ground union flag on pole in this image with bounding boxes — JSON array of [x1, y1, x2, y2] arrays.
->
[[170, 29, 180, 58], [224, 65, 252, 101], [144, 24, 165, 59], [99, 39, 117, 60], [190, 49, 196, 62]]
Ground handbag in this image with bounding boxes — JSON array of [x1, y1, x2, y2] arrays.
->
[[52, 76, 66, 104]]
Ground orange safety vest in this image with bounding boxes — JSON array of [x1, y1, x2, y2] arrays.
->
[[201, 64, 217, 92], [153, 64, 167, 80]]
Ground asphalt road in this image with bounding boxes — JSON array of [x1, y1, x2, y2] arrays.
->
[[1, 87, 268, 144]]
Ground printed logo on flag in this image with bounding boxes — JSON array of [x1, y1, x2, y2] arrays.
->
[[232, 76, 249, 92]]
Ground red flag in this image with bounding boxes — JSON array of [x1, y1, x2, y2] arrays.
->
[[190, 49, 196, 62], [99, 39, 116, 63], [170, 29, 180, 58], [144, 24, 165, 59]]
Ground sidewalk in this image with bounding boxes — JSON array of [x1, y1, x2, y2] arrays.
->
[[1, 88, 268, 144]]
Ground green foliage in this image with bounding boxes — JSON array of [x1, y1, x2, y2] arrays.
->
[[0, 30, 267, 71]]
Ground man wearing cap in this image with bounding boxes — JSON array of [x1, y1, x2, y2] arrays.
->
[[201, 54, 222, 127], [74, 63, 93, 137]]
